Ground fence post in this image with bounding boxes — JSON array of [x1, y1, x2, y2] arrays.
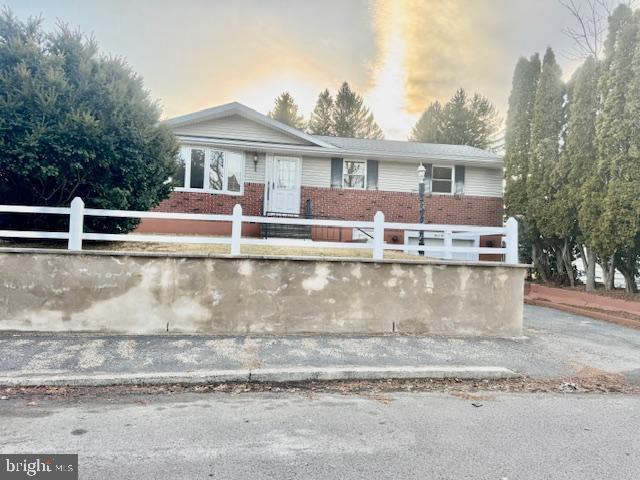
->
[[505, 217, 518, 264], [443, 230, 453, 260], [373, 211, 384, 260], [67, 197, 85, 251], [231, 204, 242, 256]]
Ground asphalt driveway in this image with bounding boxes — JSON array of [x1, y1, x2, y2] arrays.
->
[[0, 305, 639, 383]]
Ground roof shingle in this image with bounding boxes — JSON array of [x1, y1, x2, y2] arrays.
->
[[314, 135, 501, 161]]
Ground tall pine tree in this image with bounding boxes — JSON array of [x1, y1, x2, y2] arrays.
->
[[467, 93, 500, 150], [332, 82, 384, 139], [307, 89, 334, 135], [409, 89, 498, 149], [268, 92, 305, 130], [408, 101, 444, 143]]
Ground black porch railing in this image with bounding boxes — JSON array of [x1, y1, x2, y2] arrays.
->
[[261, 199, 344, 241]]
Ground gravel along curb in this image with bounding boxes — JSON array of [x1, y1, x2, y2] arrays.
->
[[0, 366, 519, 387]]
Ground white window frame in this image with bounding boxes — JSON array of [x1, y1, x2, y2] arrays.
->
[[431, 164, 454, 195], [175, 146, 245, 196], [342, 159, 367, 190]]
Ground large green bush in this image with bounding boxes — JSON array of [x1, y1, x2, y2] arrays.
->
[[0, 10, 178, 233]]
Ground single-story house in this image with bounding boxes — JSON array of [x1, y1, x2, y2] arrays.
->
[[138, 102, 504, 258]]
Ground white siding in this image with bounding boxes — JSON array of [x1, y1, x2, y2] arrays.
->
[[173, 114, 311, 145], [464, 166, 503, 197], [377, 161, 419, 192], [301, 156, 331, 188], [245, 152, 266, 183], [176, 145, 502, 196], [378, 161, 502, 197]]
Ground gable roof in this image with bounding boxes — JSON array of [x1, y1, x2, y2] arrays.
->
[[164, 102, 336, 149], [167, 101, 502, 165], [314, 135, 502, 162]]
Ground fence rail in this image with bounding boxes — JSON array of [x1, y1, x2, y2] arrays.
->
[[0, 197, 519, 264]]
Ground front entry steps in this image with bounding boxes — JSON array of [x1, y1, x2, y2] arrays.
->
[[261, 222, 312, 239], [261, 212, 312, 239]]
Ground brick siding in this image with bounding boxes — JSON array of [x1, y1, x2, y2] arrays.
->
[[136, 183, 264, 236], [301, 186, 503, 226], [138, 184, 504, 240], [152, 183, 264, 215]]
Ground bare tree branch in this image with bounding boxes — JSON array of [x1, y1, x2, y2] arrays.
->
[[559, 0, 637, 60], [559, 0, 605, 59]]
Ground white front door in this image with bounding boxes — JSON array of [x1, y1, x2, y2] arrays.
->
[[265, 155, 301, 214]]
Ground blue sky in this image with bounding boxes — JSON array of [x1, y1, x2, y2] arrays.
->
[[4, 0, 584, 138]]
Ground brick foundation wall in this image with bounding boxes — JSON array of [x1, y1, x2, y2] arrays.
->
[[136, 183, 264, 236], [152, 183, 264, 215], [137, 184, 504, 243], [301, 187, 503, 226]]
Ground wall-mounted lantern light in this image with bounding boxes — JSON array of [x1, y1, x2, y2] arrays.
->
[[253, 153, 259, 172], [417, 163, 426, 184]]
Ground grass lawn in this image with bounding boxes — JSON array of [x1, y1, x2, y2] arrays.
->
[[0, 239, 422, 261]]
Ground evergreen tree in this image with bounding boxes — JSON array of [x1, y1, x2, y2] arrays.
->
[[563, 57, 600, 290], [503, 4, 640, 292], [0, 11, 178, 234], [527, 48, 565, 232], [599, 7, 640, 292], [408, 101, 444, 143], [307, 89, 334, 135], [504, 54, 540, 218], [441, 88, 470, 145], [579, 5, 639, 291], [467, 93, 500, 150], [409, 89, 498, 149], [504, 54, 541, 268], [268, 92, 305, 130], [332, 82, 384, 139], [525, 48, 565, 282]]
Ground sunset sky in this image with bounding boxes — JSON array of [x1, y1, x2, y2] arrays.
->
[[6, 0, 584, 139]]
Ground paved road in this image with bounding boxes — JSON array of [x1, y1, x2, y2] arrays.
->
[[1, 391, 638, 479], [1, 305, 640, 382]]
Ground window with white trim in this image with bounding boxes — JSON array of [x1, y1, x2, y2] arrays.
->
[[342, 160, 366, 189], [175, 146, 244, 194], [431, 165, 453, 194]]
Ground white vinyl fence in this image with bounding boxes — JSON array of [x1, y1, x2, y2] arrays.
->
[[0, 197, 519, 264]]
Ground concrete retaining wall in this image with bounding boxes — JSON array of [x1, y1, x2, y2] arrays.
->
[[0, 249, 526, 336]]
